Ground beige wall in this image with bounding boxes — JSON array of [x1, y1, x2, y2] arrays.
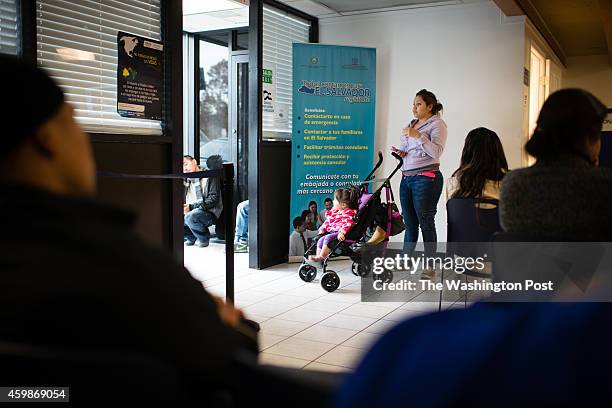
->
[[320, 1, 526, 241], [563, 54, 612, 107]]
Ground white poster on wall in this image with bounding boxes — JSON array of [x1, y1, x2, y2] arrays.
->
[[262, 66, 275, 116], [262, 66, 291, 137], [604, 111, 612, 132]]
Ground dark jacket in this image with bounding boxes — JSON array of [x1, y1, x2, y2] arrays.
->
[[0, 185, 254, 396], [184, 174, 223, 219], [335, 302, 612, 408], [500, 155, 612, 240]]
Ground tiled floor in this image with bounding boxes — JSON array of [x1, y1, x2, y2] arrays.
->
[[184, 243, 478, 374]]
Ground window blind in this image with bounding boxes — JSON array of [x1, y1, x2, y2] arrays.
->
[[262, 4, 310, 140], [36, 0, 162, 135], [0, 0, 20, 56]]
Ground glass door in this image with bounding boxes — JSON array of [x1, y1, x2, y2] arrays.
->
[[199, 40, 230, 166], [230, 53, 249, 203]]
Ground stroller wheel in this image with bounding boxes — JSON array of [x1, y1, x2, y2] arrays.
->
[[321, 271, 340, 292], [357, 263, 370, 277], [298, 264, 317, 282], [351, 262, 360, 276], [374, 270, 393, 284]]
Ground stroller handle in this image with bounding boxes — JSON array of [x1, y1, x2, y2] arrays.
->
[[364, 151, 384, 182], [391, 152, 403, 168]]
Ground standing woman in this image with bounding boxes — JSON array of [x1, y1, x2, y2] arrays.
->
[[392, 89, 447, 279]]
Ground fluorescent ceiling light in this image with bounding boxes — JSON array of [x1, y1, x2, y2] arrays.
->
[[183, 0, 245, 15]]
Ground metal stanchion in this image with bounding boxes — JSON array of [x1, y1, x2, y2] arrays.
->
[[222, 163, 235, 303]]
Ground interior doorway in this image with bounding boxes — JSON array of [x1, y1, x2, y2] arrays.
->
[[230, 53, 249, 203], [527, 46, 546, 166], [196, 29, 249, 212], [183, 28, 250, 290]]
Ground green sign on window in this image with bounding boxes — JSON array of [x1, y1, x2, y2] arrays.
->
[[262, 69, 273, 84]]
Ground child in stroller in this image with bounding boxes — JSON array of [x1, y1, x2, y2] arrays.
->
[[308, 188, 359, 263], [298, 152, 405, 293]]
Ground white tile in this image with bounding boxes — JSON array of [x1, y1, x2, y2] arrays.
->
[[321, 290, 362, 304], [319, 314, 378, 331], [276, 307, 335, 324], [284, 284, 329, 298], [205, 285, 225, 297], [259, 333, 287, 351], [304, 362, 352, 373], [359, 301, 406, 309], [302, 299, 352, 314], [260, 318, 312, 337], [316, 345, 365, 368], [234, 290, 277, 308], [259, 352, 310, 369], [342, 331, 382, 350], [265, 337, 336, 361], [339, 303, 393, 319], [382, 308, 430, 322], [256, 278, 306, 293], [259, 294, 312, 308], [400, 301, 442, 313], [294, 325, 358, 345], [245, 314, 271, 324], [242, 302, 294, 318], [200, 275, 226, 287], [362, 319, 397, 335]]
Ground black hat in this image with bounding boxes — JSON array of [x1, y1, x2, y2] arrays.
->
[[0, 55, 65, 160]]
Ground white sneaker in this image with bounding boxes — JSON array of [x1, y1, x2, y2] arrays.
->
[[420, 268, 436, 280]]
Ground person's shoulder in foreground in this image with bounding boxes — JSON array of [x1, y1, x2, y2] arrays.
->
[[334, 301, 612, 408], [0, 55, 256, 397]]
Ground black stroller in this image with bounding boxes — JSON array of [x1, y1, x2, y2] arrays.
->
[[297, 152, 404, 292]]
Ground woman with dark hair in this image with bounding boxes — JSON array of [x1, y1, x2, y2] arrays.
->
[[500, 89, 612, 240], [308, 200, 324, 229], [392, 89, 447, 279], [301, 209, 317, 231], [446, 127, 508, 201]]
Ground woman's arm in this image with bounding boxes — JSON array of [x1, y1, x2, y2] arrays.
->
[[415, 120, 447, 159]]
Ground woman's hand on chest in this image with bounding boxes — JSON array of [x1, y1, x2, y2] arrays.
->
[[402, 126, 422, 139]]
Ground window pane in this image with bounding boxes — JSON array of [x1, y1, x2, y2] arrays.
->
[[0, 0, 20, 56], [36, 0, 163, 135], [262, 5, 310, 141], [199, 40, 229, 165]]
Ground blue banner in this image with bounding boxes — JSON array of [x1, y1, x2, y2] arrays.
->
[[290, 43, 376, 234]]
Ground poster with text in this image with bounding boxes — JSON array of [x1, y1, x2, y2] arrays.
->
[[117, 31, 163, 120], [289, 43, 376, 244]]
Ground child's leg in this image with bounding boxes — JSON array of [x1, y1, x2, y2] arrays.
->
[[319, 244, 331, 259], [309, 246, 326, 262], [308, 236, 325, 262], [311, 233, 338, 261], [309, 233, 337, 262]]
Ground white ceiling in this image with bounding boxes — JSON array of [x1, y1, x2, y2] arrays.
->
[[281, 0, 486, 17], [183, 0, 248, 33], [181, 0, 488, 33]]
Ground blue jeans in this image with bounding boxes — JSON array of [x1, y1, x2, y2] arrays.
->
[[399, 171, 443, 257], [235, 200, 249, 244], [184, 208, 216, 244]]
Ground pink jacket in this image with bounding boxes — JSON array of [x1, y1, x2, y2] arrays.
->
[[319, 208, 356, 235]]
